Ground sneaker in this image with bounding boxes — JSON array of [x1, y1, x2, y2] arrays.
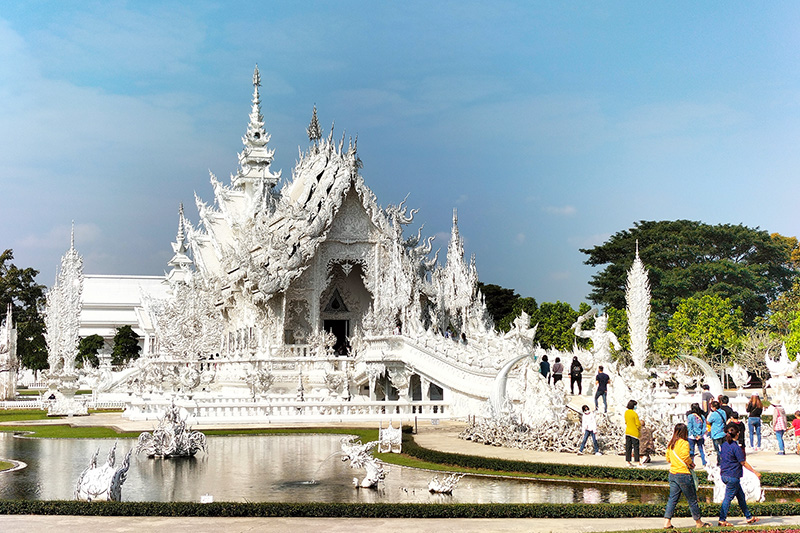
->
[[626, 461, 633, 467], [595, 452, 602, 456], [778, 452, 785, 455], [576, 451, 583, 455]]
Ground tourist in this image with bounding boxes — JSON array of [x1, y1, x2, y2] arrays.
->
[[663, 423, 709, 530], [552, 357, 564, 386], [569, 356, 583, 395], [708, 400, 727, 462], [719, 395, 734, 420], [624, 399, 642, 467], [539, 354, 551, 384], [745, 393, 763, 451], [700, 384, 715, 416], [717, 425, 760, 527], [792, 411, 800, 455], [725, 411, 746, 449], [773, 399, 787, 455], [640, 422, 654, 464], [577, 405, 601, 455], [594, 365, 610, 413], [686, 403, 707, 467]]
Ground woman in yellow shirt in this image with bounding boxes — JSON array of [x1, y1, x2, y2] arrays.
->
[[624, 400, 641, 466], [663, 423, 710, 529]]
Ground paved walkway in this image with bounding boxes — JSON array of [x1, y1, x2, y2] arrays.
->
[[3, 413, 800, 532]]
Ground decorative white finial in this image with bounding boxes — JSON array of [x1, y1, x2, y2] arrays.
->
[[253, 64, 261, 87], [70, 221, 75, 251], [307, 105, 321, 142]]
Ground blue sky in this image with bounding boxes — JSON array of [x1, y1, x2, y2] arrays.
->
[[1, 2, 799, 307]]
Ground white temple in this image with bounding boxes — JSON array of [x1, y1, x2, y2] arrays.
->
[[48, 67, 540, 422]]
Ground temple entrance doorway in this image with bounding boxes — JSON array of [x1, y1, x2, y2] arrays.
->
[[323, 319, 350, 355]]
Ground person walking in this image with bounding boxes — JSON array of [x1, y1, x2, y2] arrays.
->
[[539, 355, 551, 384], [708, 400, 727, 462], [687, 403, 707, 467], [725, 412, 746, 449], [718, 425, 760, 527], [663, 423, 709, 529], [745, 393, 763, 451], [569, 356, 583, 395], [552, 357, 564, 386], [577, 405, 601, 455], [773, 399, 787, 455], [594, 366, 610, 413], [624, 399, 642, 467], [791, 411, 800, 455]]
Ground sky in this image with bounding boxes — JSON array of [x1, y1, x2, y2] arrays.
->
[[1, 1, 799, 308]]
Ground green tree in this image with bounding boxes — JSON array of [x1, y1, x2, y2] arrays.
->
[[655, 294, 744, 365], [111, 325, 141, 367], [605, 306, 630, 352], [532, 301, 591, 351], [581, 220, 796, 328], [77, 334, 104, 369], [477, 282, 520, 326], [0, 249, 48, 372], [496, 297, 538, 333]]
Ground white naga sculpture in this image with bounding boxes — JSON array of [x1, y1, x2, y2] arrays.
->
[[0, 303, 18, 401], [705, 464, 765, 504], [75, 442, 133, 502], [135, 404, 206, 457], [428, 472, 464, 494], [765, 343, 800, 410], [571, 309, 621, 363], [378, 422, 402, 453], [340, 436, 385, 488]]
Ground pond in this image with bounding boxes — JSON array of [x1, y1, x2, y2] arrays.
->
[[1, 432, 798, 504]]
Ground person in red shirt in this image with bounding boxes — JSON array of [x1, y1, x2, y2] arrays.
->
[[791, 411, 800, 455]]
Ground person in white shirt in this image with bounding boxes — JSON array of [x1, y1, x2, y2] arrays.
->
[[577, 405, 602, 455]]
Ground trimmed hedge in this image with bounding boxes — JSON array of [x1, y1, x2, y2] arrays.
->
[[401, 433, 800, 488], [1, 500, 800, 518]]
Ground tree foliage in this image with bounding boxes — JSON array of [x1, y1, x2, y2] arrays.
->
[[654, 294, 744, 362], [111, 325, 140, 367], [581, 220, 796, 328], [0, 249, 48, 371], [496, 297, 538, 333], [77, 334, 104, 369], [477, 282, 520, 327], [532, 301, 592, 351]]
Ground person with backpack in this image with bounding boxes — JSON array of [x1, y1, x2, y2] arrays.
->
[[569, 356, 584, 395], [686, 403, 707, 467]]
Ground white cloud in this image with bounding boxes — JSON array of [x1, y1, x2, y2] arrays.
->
[[455, 194, 468, 205], [544, 205, 577, 216], [549, 271, 570, 281], [515, 233, 526, 245]]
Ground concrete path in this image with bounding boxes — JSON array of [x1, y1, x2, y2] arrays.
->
[[3, 413, 800, 532]]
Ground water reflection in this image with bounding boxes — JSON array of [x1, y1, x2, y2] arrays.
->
[[0, 432, 796, 504]]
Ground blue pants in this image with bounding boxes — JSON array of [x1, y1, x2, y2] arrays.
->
[[665, 472, 701, 520], [748, 417, 762, 448], [713, 437, 725, 462], [720, 475, 753, 521], [776, 429, 785, 453], [594, 390, 607, 412], [579, 430, 598, 453], [689, 437, 706, 466]]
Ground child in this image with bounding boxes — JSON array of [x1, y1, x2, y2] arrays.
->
[[792, 411, 800, 455], [577, 405, 601, 455]]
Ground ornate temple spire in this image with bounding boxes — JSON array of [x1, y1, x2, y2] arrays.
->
[[307, 105, 321, 142], [626, 242, 651, 370], [166, 204, 193, 285], [232, 65, 280, 194]]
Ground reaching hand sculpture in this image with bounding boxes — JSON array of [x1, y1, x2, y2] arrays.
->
[[340, 436, 385, 488], [75, 442, 133, 502], [428, 472, 464, 493], [571, 309, 621, 362], [135, 404, 206, 458]]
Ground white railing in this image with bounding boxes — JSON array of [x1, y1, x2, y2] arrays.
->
[[124, 397, 450, 422]]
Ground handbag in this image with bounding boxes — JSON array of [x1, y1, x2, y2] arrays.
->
[[669, 445, 699, 492]]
